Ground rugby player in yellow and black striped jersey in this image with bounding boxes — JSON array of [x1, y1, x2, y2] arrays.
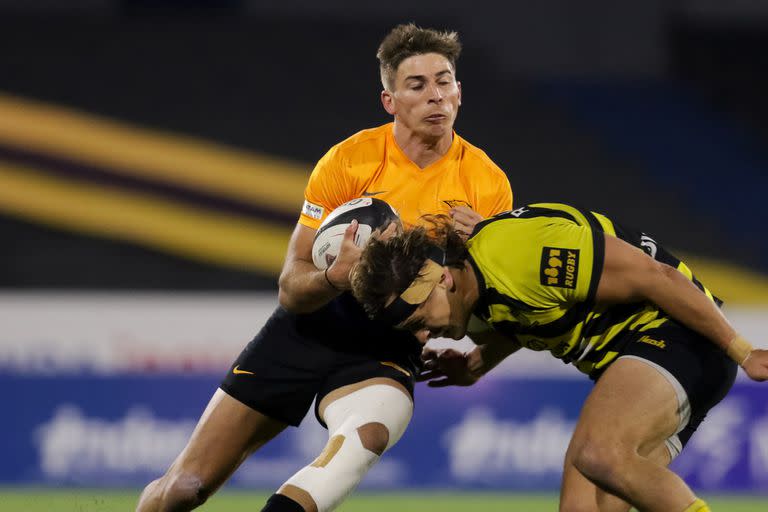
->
[[351, 202, 768, 512], [463, 202, 718, 377]]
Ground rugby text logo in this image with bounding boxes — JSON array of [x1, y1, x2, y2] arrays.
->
[[540, 247, 579, 289]]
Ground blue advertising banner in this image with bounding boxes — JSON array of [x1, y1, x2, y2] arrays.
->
[[5, 374, 768, 492]]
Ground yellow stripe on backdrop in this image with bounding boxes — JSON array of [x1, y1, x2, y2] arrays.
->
[[2, 94, 768, 294], [0, 162, 292, 274], [0, 93, 307, 213], [675, 252, 768, 305]]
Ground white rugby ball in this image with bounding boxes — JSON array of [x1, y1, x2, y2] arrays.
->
[[312, 197, 399, 270]]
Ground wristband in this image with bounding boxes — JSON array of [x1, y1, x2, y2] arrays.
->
[[324, 267, 342, 291], [726, 334, 753, 366]]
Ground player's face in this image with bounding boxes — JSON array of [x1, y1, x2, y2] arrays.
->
[[383, 53, 462, 140], [397, 270, 469, 344]]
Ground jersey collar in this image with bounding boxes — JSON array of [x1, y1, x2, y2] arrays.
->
[[387, 123, 461, 172]]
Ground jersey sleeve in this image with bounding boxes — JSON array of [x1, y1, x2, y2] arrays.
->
[[299, 144, 358, 230], [483, 170, 513, 217], [472, 164, 513, 217], [477, 219, 604, 308]]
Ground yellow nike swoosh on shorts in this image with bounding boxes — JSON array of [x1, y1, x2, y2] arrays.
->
[[232, 365, 255, 375], [380, 361, 411, 377]]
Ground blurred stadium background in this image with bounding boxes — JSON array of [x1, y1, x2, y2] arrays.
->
[[2, 1, 768, 510]]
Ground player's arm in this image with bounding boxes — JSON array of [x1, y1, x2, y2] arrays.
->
[[419, 330, 521, 387], [279, 141, 369, 313], [468, 329, 522, 374], [277, 221, 362, 313], [595, 234, 768, 381]]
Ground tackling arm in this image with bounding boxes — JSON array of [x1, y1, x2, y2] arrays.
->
[[595, 234, 768, 381], [419, 330, 521, 387], [470, 329, 523, 375]]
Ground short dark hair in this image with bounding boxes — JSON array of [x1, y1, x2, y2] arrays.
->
[[351, 215, 468, 319], [376, 23, 462, 90]]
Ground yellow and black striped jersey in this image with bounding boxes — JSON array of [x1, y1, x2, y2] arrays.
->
[[467, 203, 717, 377]]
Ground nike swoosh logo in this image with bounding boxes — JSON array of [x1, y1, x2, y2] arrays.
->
[[232, 365, 255, 375], [362, 190, 387, 196]]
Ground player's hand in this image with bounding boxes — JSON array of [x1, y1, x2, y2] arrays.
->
[[450, 206, 484, 239], [372, 221, 399, 242], [741, 349, 768, 382], [417, 346, 484, 387], [325, 220, 363, 290]]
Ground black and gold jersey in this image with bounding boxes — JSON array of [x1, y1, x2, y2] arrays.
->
[[467, 203, 717, 377]]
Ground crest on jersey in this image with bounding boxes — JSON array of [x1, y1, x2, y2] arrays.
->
[[442, 199, 472, 209], [540, 247, 579, 289]]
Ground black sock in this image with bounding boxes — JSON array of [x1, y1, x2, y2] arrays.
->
[[260, 493, 306, 512]]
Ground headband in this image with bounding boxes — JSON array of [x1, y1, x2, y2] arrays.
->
[[377, 245, 446, 326]]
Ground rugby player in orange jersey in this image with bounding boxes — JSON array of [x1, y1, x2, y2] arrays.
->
[[136, 23, 512, 512]]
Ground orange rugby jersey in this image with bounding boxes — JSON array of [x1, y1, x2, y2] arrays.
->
[[299, 123, 512, 229]]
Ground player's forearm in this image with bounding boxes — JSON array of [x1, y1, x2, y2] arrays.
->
[[642, 263, 747, 361], [278, 259, 341, 313], [599, 235, 755, 366], [475, 335, 521, 376]]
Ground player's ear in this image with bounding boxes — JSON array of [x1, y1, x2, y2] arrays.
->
[[457, 81, 462, 107], [440, 267, 454, 290], [381, 89, 396, 115]]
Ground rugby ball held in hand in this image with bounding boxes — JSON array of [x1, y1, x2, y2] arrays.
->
[[311, 197, 399, 270]]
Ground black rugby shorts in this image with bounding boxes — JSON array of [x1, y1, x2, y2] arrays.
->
[[220, 307, 420, 427]]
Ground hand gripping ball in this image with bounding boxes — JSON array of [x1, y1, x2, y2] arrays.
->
[[311, 197, 399, 270]]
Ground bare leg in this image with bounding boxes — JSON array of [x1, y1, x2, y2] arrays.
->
[[136, 388, 287, 512], [560, 436, 671, 512], [567, 358, 698, 512]]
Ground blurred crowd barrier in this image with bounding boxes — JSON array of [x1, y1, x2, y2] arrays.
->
[[3, 292, 767, 492]]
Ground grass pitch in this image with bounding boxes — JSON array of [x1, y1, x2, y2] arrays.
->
[[0, 489, 766, 511]]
